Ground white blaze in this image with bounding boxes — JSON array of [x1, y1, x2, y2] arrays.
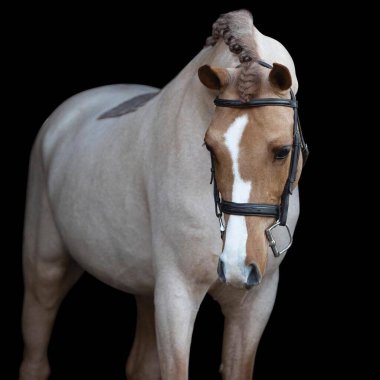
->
[[220, 114, 252, 283]]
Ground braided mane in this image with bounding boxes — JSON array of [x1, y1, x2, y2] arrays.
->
[[205, 10, 261, 101]]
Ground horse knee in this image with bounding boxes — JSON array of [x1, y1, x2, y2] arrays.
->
[[24, 257, 77, 309]]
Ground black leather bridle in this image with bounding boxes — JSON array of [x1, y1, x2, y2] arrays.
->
[[209, 60, 309, 257]]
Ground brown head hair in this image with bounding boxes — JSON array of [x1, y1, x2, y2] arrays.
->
[[205, 10, 261, 101]]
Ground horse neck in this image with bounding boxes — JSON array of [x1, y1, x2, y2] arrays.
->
[[154, 42, 239, 143], [167, 41, 239, 110]]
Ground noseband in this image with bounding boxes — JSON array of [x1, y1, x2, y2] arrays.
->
[[209, 60, 309, 257]]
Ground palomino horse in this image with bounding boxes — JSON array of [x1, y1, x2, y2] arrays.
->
[[20, 10, 307, 380]]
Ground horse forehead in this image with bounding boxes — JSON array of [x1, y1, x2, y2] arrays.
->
[[206, 105, 292, 149], [224, 114, 249, 149], [249, 105, 294, 130], [207, 109, 249, 141], [236, 108, 294, 150]]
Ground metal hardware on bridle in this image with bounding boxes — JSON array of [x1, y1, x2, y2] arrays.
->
[[209, 60, 309, 257]]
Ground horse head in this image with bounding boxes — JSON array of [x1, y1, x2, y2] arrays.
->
[[198, 61, 304, 288]]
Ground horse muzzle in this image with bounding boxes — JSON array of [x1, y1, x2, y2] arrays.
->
[[217, 258, 262, 289]]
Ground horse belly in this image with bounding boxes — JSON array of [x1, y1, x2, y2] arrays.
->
[[39, 85, 158, 295], [47, 161, 154, 293], [68, 221, 155, 295]]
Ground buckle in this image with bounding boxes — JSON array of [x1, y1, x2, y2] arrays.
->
[[265, 220, 293, 257]]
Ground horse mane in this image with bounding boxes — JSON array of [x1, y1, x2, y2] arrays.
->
[[205, 10, 261, 101]]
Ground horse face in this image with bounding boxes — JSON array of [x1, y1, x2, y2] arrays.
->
[[199, 63, 301, 288]]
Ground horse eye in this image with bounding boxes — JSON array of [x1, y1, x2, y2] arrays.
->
[[274, 146, 291, 160]]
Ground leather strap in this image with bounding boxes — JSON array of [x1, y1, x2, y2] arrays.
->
[[279, 95, 300, 225], [221, 200, 279, 217], [257, 60, 273, 69], [210, 152, 222, 218], [214, 97, 298, 109], [298, 120, 309, 166]]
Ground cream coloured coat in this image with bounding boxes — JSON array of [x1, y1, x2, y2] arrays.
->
[[20, 23, 300, 380]]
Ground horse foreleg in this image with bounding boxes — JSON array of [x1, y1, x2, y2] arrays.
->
[[211, 270, 279, 380], [19, 255, 83, 380], [154, 274, 207, 380], [126, 295, 160, 380], [19, 176, 83, 380]]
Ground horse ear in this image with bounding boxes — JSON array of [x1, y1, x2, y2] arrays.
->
[[198, 65, 230, 90], [269, 63, 292, 91]]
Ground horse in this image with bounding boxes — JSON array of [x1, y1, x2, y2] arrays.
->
[[19, 10, 307, 380]]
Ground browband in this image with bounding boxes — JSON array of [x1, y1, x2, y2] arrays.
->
[[214, 97, 298, 109]]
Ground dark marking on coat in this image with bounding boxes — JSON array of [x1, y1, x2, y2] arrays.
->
[[98, 91, 159, 119]]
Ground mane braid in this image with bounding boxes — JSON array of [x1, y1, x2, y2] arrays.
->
[[205, 10, 261, 101]]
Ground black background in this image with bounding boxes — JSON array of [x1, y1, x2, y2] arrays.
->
[[7, 2, 353, 379]]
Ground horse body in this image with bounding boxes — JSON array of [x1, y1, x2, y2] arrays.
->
[[21, 11, 302, 380]]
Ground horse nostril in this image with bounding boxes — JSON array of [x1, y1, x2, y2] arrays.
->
[[217, 259, 226, 282], [245, 263, 262, 289]]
